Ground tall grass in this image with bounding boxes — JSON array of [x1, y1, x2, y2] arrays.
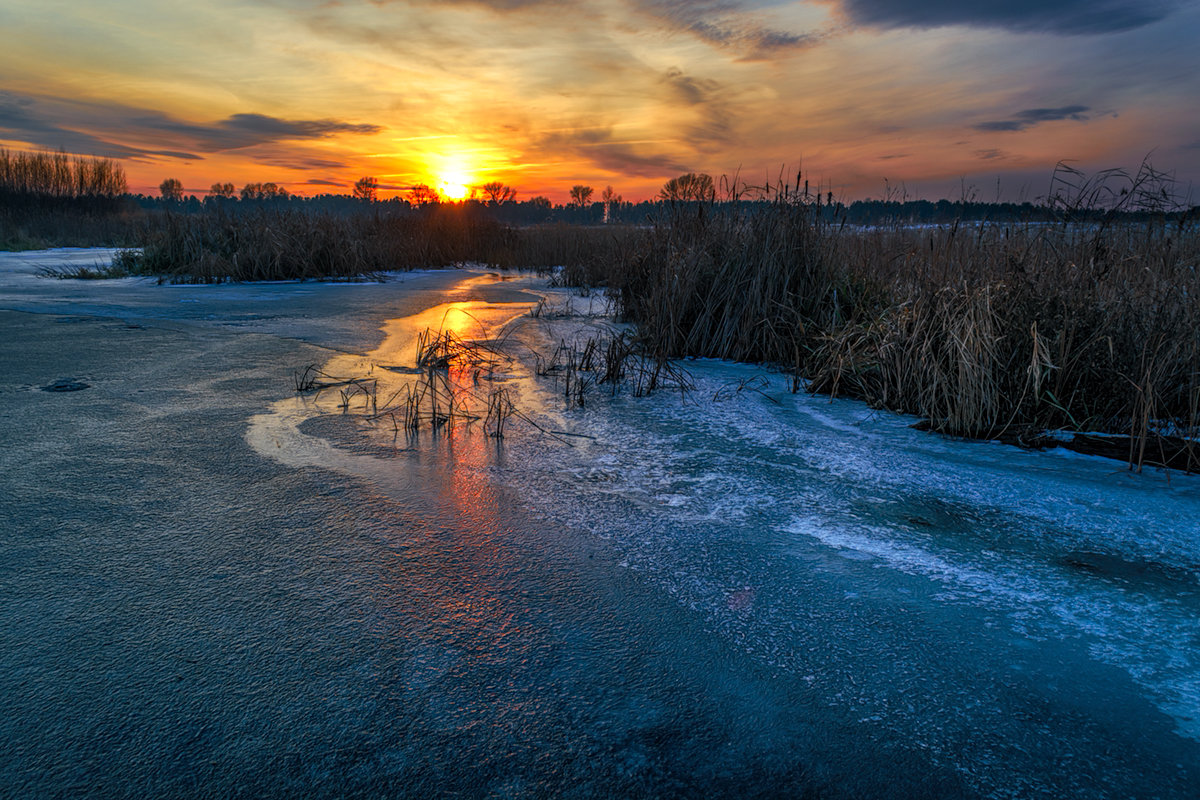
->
[[597, 169, 1199, 470]]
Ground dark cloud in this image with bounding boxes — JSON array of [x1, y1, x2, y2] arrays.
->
[[838, 0, 1177, 35], [254, 156, 351, 170], [537, 126, 690, 177], [0, 91, 380, 162], [634, 0, 820, 59], [148, 150, 205, 160], [0, 91, 148, 159], [659, 68, 736, 150], [130, 112, 381, 151], [973, 148, 1008, 160], [876, 153, 909, 160], [975, 105, 1091, 132], [305, 178, 346, 186]]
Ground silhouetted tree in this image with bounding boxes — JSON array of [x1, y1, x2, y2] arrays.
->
[[209, 182, 236, 198], [408, 183, 440, 206], [0, 149, 126, 197], [159, 178, 184, 202], [353, 176, 378, 201], [601, 185, 622, 223], [660, 173, 715, 203], [481, 181, 517, 205], [569, 184, 593, 207], [241, 182, 289, 201]]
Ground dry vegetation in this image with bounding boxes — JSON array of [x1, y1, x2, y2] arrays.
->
[[12, 149, 1194, 468], [116, 207, 643, 282], [596, 165, 1199, 471], [0, 149, 135, 250]]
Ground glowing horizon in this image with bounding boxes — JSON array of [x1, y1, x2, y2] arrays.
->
[[1, 1, 1197, 204]]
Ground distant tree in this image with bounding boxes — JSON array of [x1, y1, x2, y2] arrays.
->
[[660, 173, 715, 203], [408, 183, 440, 206], [529, 195, 552, 210], [241, 182, 289, 201], [209, 182, 236, 198], [353, 176, 378, 201], [601, 185, 622, 223], [481, 181, 517, 205], [569, 184, 593, 207], [159, 177, 184, 202]]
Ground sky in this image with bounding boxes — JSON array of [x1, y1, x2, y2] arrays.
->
[[0, 0, 1197, 202]]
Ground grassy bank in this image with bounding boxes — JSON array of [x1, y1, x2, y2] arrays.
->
[[594, 191, 1198, 471]]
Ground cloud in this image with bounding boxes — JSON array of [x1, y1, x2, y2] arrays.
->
[[837, 0, 1178, 35], [973, 148, 1008, 160], [0, 91, 380, 162], [0, 91, 148, 159], [633, 0, 820, 59], [149, 150, 205, 160], [659, 68, 736, 150], [974, 105, 1091, 132], [251, 155, 351, 171], [305, 178, 346, 186], [537, 126, 690, 176], [130, 112, 381, 151]]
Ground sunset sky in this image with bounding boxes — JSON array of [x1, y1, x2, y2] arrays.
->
[[1, 0, 1197, 202]]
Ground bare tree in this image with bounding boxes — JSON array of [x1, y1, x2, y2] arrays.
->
[[569, 184, 594, 207], [159, 178, 184, 202], [601, 185, 622, 223], [209, 182, 235, 198], [353, 176, 378, 201], [660, 173, 715, 203], [481, 181, 517, 205], [408, 183, 440, 206], [241, 182, 289, 201]]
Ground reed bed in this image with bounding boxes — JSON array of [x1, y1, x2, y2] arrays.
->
[[120, 207, 517, 282], [596, 176, 1199, 471], [118, 207, 647, 282]]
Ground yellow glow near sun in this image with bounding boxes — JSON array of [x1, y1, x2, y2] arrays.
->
[[439, 176, 470, 200], [433, 153, 476, 201]]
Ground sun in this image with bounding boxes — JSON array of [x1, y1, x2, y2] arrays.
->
[[437, 166, 473, 201], [439, 178, 470, 200]]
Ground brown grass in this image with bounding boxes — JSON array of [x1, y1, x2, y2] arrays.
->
[[594, 167, 1199, 471]]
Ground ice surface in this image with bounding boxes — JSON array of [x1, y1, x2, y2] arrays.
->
[[6, 251, 1200, 798]]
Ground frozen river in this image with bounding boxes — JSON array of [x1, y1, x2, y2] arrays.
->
[[3, 249, 1200, 798]]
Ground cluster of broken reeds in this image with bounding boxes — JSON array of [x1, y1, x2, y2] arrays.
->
[[594, 163, 1199, 471], [534, 329, 694, 407], [295, 327, 538, 441]]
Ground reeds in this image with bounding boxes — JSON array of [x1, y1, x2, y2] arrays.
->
[[535, 329, 694, 406], [116, 206, 648, 282], [593, 166, 1200, 471]]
